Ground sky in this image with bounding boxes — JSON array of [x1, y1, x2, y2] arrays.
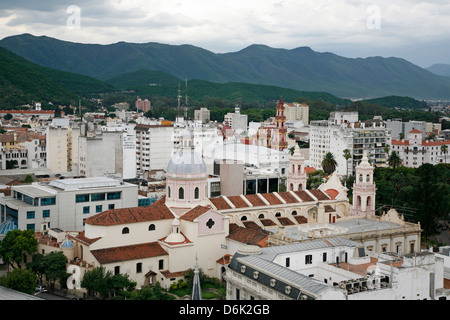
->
[[0, 0, 449, 68]]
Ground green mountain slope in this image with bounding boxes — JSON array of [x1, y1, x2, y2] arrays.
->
[[106, 69, 351, 106], [0, 46, 116, 107], [2, 34, 450, 99], [426, 64, 450, 77]]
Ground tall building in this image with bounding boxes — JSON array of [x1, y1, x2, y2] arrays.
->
[[46, 119, 80, 173], [194, 107, 210, 124], [284, 102, 309, 124], [310, 112, 391, 176], [135, 98, 151, 113], [224, 107, 248, 133]]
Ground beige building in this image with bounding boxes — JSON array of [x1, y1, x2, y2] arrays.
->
[[46, 119, 79, 173], [284, 102, 309, 124]]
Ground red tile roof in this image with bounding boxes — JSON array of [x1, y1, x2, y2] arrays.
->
[[180, 205, 211, 222], [84, 197, 174, 226], [70, 231, 101, 246], [260, 193, 283, 205], [277, 217, 294, 226], [244, 194, 266, 207], [293, 190, 315, 202], [91, 242, 168, 264], [227, 225, 268, 247], [409, 129, 422, 133], [216, 254, 232, 265], [209, 196, 232, 210], [304, 167, 317, 174], [160, 270, 188, 278], [277, 191, 300, 203], [392, 139, 410, 145], [294, 216, 307, 224], [243, 220, 261, 230], [259, 218, 276, 226], [227, 196, 249, 208], [324, 189, 339, 200], [308, 189, 331, 201]]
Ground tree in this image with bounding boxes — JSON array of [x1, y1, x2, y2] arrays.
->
[[388, 151, 402, 170], [441, 144, 448, 164], [27, 253, 46, 285], [3, 113, 13, 120], [321, 152, 337, 175], [0, 229, 38, 269], [0, 267, 36, 294], [81, 266, 136, 299], [43, 251, 70, 290], [23, 174, 34, 184], [343, 149, 352, 177]]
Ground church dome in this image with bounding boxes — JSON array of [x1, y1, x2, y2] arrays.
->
[[0, 219, 17, 235], [167, 150, 207, 176]]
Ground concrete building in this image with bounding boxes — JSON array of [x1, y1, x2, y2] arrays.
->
[[391, 129, 450, 167], [135, 98, 151, 113], [310, 111, 391, 176], [284, 102, 309, 125], [226, 238, 449, 300], [46, 119, 80, 173], [0, 177, 138, 232], [0, 131, 46, 170], [194, 107, 210, 123], [224, 107, 248, 133], [385, 119, 427, 140], [134, 123, 174, 177]]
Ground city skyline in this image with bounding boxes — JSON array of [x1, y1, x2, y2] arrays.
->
[[0, 0, 449, 68]]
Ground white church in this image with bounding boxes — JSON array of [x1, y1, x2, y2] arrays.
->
[[33, 130, 434, 298]]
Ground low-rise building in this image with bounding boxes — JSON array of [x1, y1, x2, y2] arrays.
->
[[0, 177, 138, 232]]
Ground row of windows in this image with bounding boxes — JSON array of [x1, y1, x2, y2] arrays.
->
[[75, 192, 121, 203], [27, 210, 50, 219], [167, 186, 203, 200], [114, 259, 164, 276], [121, 224, 156, 234], [83, 204, 115, 214]]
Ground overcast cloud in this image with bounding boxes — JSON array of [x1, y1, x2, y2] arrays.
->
[[0, 0, 449, 67]]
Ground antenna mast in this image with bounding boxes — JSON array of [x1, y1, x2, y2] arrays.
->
[[184, 70, 188, 119]]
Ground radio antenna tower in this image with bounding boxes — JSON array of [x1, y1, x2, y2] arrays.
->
[[184, 70, 188, 119], [177, 83, 182, 118]]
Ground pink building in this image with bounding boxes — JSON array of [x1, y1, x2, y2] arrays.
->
[[135, 98, 151, 113]]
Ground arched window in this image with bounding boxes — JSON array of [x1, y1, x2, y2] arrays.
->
[[179, 187, 184, 199], [275, 212, 281, 217], [298, 165, 301, 173], [298, 183, 302, 190], [194, 187, 199, 199], [291, 210, 297, 216], [289, 183, 293, 191], [149, 224, 155, 231], [122, 227, 129, 234], [359, 174, 363, 182], [292, 164, 295, 173], [240, 215, 248, 221], [258, 214, 265, 219], [366, 174, 370, 182], [168, 186, 171, 198]]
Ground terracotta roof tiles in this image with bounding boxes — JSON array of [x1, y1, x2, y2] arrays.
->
[[308, 189, 331, 201], [209, 196, 232, 210], [293, 190, 315, 202], [84, 197, 173, 226], [180, 205, 211, 222], [244, 194, 266, 207], [277, 191, 300, 204], [91, 242, 168, 264], [227, 196, 249, 208], [260, 193, 283, 205]]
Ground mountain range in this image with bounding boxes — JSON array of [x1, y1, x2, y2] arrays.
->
[[1, 33, 450, 100]]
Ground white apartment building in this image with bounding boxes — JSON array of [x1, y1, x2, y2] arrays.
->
[[226, 238, 449, 300], [46, 119, 80, 173], [224, 107, 248, 133], [310, 112, 391, 176], [391, 129, 450, 167], [134, 123, 174, 177], [194, 107, 210, 123], [284, 102, 309, 125], [0, 131, 46, 170], [0, 177, 138, 232]]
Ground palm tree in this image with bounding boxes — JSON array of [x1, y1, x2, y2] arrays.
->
[[322, 152, 338, 175], [441, 144, 448, 164], [343, 149, 352, 177], [388, 151, 402, 170]]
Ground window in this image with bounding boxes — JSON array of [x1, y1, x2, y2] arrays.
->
[[91, 193, 106, 201], [107, 192, 121, 200], [158, 259, 164, 270], [27, 211, 35, 219], [96, 205, 102, 213], [114, 266, 120, 275], [43, 210, 50, 218], [285, 257, 290, 267], [83, 206, 90, 214], [149, 224, 155, 231], [194, 187, 199, 199], [178, 187, 184, 199], [168, 186, 171, 198], [122, 227, 129, 234], [323, 252, 327, 262], [41, 197, 56, 206], [108, 204, 115, 210], [136, 263, 142, 273], [27, 224, 35, 231], [76, 194, 89, 203], [305, 254, 312, 264]]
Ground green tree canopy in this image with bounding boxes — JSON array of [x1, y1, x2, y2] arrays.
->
[[0, 267, 36, 295], [0, 229, 38, 269], [321, 152, 338, 175]]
